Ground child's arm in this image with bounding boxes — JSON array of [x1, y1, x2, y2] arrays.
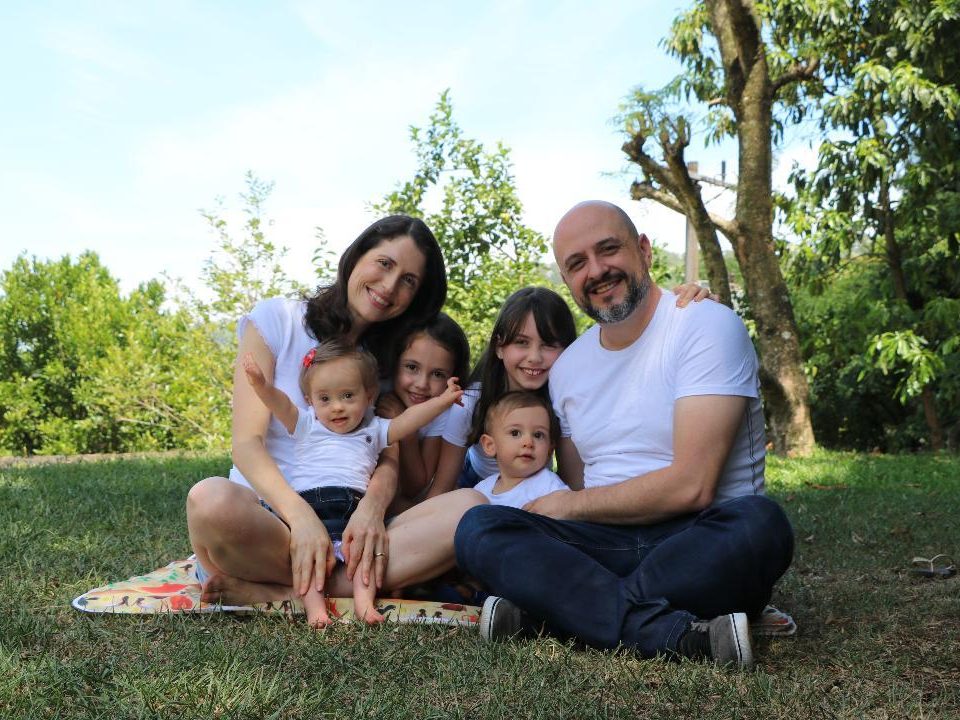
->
[[242, 352, 299, 434], [426, 440, 467, 499], [387, 377, 464, 445]]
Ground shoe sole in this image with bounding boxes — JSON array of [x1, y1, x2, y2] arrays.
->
[[728, 612, 753, 669], [479, 595, 501, 642]]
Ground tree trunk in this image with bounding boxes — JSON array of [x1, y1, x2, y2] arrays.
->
[[710, 0, 815, 455], [689, 205, 733, 307], [879, 177, 943, 450]]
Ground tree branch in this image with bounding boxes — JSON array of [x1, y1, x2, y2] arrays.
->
[[772, 56, 821, 95]]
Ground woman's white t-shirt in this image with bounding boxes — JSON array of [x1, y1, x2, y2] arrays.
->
[[228, 298, 318, 492]]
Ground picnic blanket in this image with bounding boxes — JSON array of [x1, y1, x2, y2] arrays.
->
[[72, 558, 796, 636], [71, 557, 480, 625]]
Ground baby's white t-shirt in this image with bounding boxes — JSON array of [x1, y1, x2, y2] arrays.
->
[[474, 467, 569, 508]]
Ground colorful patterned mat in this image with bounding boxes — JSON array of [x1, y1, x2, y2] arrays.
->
[[72, 557, 796, 635], [71, 558, 480, 625]]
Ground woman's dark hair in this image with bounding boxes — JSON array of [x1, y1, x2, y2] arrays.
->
[[303, 215, 447, 372], [391, 312, 470, 384], [466, 286, 577, 446]]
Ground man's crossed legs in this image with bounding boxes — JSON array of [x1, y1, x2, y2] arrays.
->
[[455, 495, 793, 660]]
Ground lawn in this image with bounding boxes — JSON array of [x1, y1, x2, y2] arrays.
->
[[1, 451, 957, 719]]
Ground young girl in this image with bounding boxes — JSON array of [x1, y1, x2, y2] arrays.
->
[[376, 313, 471, 509], [430, 287, 578, 497], [243, 338, 463, 626]]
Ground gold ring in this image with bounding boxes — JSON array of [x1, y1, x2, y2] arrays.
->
[[374, 552, 386, 557]]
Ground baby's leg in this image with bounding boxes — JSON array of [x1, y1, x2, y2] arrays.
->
[[352, 573, 385, 625], [301, 585, 331, 628]]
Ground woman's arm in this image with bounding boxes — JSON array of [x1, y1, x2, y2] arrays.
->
[[232, 327, 335, 596], [426, 440, 468, 499], [342, 443, 398, 590]]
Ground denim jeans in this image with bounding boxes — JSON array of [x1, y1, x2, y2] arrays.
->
[[454, 494, 794, 657]]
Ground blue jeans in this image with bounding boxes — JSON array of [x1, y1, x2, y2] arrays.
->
[[454, 495, 794, 658]]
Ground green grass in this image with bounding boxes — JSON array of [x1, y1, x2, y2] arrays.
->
[[1, 451, 958, 719]]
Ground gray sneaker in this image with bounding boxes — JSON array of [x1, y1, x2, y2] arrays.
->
[[703, 612, 753, 669], [479, 596, 541, 642]]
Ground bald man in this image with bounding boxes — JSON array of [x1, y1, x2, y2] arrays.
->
[[455, 201, 794, 668]]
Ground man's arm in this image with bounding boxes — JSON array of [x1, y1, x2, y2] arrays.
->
[[555, 437, 585, 490], [525, 395, 746, 523]]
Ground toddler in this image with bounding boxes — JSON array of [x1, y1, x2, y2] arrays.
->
[[243, 338, 462, 626], [474, 391, 568, 508]]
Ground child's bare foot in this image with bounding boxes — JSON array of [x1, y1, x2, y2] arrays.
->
[[353, 574, 385, 625], [200, 574, 292, 605], [301, 586, 331, 628]]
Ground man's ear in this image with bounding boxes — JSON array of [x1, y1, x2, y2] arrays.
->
[[638, 232, 653, 265], [479, 433, 497, 458]]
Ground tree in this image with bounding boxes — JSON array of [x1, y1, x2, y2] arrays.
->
[[375, 91, 568, 356], [785, 0, 960, 450], [620, 0, 821, 455], [0, 253, 232, 454]]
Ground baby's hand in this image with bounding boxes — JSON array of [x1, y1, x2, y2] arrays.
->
[[442, 377, 465, 407], [242, 353, 266, 389]]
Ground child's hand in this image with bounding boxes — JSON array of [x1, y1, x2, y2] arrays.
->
[[442, 377, 465, 407], [242, 353, 267, 389]]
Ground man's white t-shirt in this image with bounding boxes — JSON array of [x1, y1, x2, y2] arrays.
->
[[441, 383, 499, 479], [288, 408, 391, 494], [474, 468, 569, 508], [549, 291, 766, 504]]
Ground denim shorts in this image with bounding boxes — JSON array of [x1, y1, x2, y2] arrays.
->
[[262, 486, 364, 542], [194, 486, 363, 584], [455, 454, 485, 490]]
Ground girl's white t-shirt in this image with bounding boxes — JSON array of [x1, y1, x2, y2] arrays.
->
[[441, 383, 499, 479]]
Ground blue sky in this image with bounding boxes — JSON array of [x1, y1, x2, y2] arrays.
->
[[2, 1, 810, 294]]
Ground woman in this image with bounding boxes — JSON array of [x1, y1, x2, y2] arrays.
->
[[187, 215, 484, 612]]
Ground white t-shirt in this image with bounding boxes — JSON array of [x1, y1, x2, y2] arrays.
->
[[474, 468, 569, 508], [289, 408, 391, 494], [418, 410, 448, 440], [440, 383, 499, 479], [229, 298, 317, 491], [549, 291, 766, 505]]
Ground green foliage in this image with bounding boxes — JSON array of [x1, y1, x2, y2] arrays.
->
[[784, 0, 960, 449], [0, 254, 231, 454], [194, 171, 310, 327], [374, 91, 573, 358]]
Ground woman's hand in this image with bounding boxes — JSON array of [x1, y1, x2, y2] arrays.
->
[[341, 496, 389, 589], [286, 506, 337, 596], [672, 283, 719, 307]]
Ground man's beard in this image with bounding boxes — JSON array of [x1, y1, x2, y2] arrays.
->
[[580, 271, 650, 324]]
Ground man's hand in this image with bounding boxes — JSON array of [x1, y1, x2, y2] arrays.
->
[[523, 489, 579, 519]]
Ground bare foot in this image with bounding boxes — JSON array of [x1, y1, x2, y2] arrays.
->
[[357, 603, 386, 625], [302, 586, 332, 628], [353, 574, 385, 625], [200, 573, 293, 606]]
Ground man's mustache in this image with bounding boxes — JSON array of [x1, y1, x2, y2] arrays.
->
[[584, 271, 627, 295]]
